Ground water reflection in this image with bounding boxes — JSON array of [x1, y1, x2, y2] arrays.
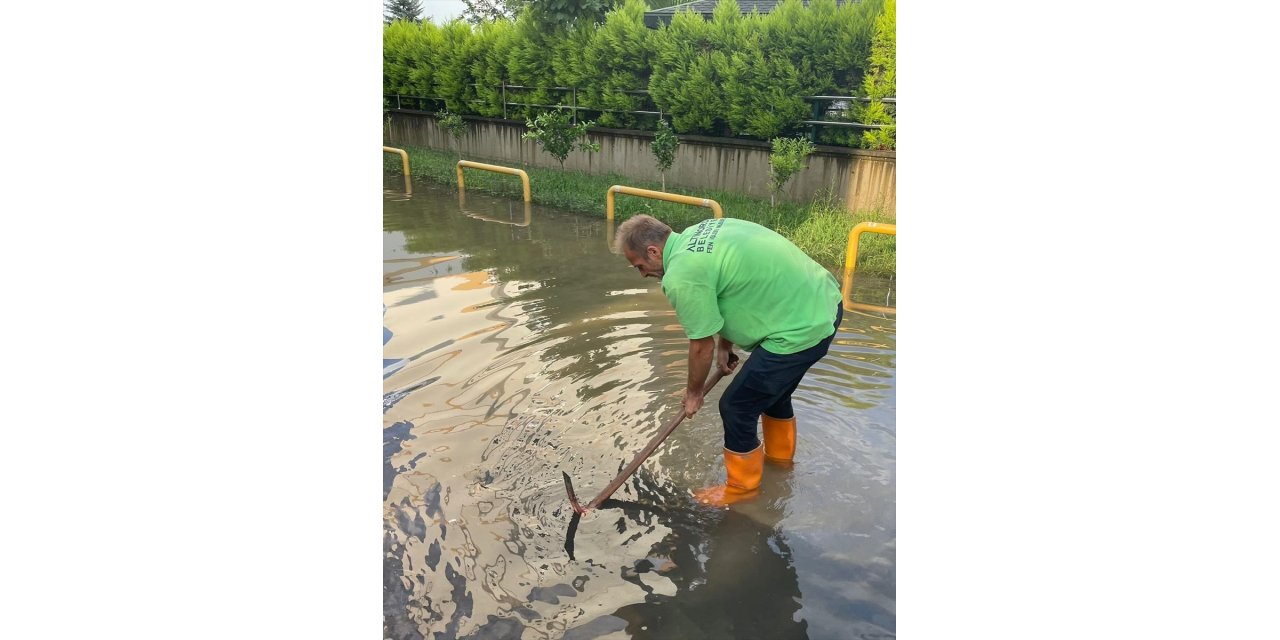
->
[[384, 175, 895, 639], [607, 505, 806, 639], [461, 189, 532, 227]]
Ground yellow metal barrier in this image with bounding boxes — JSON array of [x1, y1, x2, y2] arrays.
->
[[459, 190, 532, 227], [456, 160, 531, 203], [606, 185, 723, 251], [842, 221, 897, 314], [383, 146, 412, 195], [606, 185, 723, 224]]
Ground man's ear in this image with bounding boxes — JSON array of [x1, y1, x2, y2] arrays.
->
[[647, 245, 661, 260]]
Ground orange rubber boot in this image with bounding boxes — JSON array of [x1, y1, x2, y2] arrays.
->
[[693, 445, 764, 507], [762, 415, 797, 464]]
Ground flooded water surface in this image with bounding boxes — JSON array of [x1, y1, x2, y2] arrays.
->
[[384, 176, 896, 639]]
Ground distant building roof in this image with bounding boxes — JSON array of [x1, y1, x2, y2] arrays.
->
[[643, 0, 857, 29]]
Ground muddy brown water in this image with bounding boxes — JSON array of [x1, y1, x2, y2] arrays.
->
[[384, 176, 896, 639]]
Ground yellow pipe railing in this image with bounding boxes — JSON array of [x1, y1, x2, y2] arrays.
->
[[383, 146, 412, 195], [456, 160, 531, 203], [606, 185, 723, 224], [842, 221, 897, 314], [606, 185, 723, 251]]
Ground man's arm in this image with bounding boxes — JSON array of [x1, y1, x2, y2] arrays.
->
[[683, 336, 715, 418]]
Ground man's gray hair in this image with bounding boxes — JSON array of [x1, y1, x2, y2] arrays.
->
[[613, 214, 672, 255]]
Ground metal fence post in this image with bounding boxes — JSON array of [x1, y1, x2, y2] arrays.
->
[[809, 99, 822, 143], [502, 81, 507, 120], [396, 94, 401, 109]]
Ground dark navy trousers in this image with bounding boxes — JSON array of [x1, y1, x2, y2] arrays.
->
[[718, 303, 844, 453]]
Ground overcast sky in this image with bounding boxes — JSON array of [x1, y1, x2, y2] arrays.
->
[[414, 0, 468, 22]]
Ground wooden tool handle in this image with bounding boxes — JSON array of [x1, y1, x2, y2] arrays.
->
[[586, 368, 729, 508]]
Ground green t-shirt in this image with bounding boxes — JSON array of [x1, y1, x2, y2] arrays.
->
[[660, 218, 842, 354]]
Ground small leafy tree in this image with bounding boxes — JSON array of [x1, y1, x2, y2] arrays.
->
[[384, 0, 424, 24], [527, 0, 613, 29], [768, 136, 815, 206], [652, 118, 678, 190], [522, 108, 601, 170], [462, 0, 524, 24], [437, 110, 468, 159]]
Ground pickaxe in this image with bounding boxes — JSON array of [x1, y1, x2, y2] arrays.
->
[[562, 365, 734, 515]]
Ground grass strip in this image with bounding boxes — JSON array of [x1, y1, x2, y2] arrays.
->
[[385, 145, 895, 278]]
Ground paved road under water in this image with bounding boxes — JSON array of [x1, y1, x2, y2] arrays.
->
[[383, 176, 896, 639]]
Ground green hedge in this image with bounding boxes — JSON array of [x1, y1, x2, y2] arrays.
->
[[383, 0, 893, 148]]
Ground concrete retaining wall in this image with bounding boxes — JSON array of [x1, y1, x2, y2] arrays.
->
[[385, 111, 895, 216]]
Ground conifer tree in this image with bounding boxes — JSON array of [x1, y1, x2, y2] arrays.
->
[[578, 0, 653, 128], [833, 0, 884, 91], [858, 0, 895, 149], [506, 10, 562, 120], [552, 22, 595, 99], [383, 19, 443, 99], [761, 0, 820, 91], [469, 19, 516, 117], [384, 0, 425, 24], [650, 1, 738, 135], [410, 22, 446, 99], [435, 20, 482, 114], [383, 21, 418, 95], [383, 0, 890, 147], [723, 42, 807, 140]]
